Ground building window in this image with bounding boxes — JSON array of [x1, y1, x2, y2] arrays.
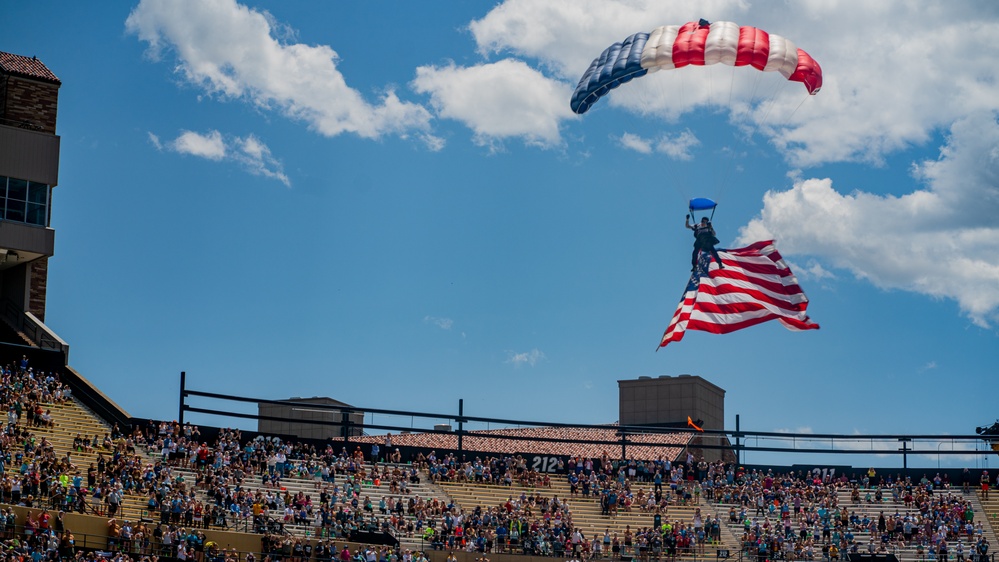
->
[[0, 176, 50, 227]]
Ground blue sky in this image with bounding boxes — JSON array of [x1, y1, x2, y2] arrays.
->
[[6, 1, 998, 469]]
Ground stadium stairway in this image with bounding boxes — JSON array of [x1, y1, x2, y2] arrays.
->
[[978, 486, 999, 545], [17, 398, 157, 522], [437, 477, 741, 555]]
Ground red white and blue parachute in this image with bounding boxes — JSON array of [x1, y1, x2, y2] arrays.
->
[[570, 19, 822, 115]]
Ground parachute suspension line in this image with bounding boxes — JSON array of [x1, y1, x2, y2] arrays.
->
[[679, 66, 687, 114], [727, 63, 736, 109], [779, 92, 811, 129], [668, 69, 693, 206], [711, 65, 740, 202], [756, 78, 788, 135], [748, 68, 765, 107], [707, 62, 714, 102], [637, 72, 692, 211]]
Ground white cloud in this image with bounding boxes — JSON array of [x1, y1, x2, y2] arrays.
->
[[618, 130, 700, 160], [147, 132, 163, 150], [792, 260, 836, 282], [738, 112, 999, 327], [232, 134, 290, 186], [162, 129, 289, 186], [506, 348, 545, 367], [172, 130, 226, 161], [418, 133, 446, 153], [655, 130, 699, 161], [775, 426, 814, 435], [468, 1, 999, 166], [125, 0, 432, 140], [412, 59, 574, 150], [617, 133, 652, 154], [423, 316, 454, 330]]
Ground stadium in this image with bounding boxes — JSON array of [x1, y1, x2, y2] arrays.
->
[[1, 31, 997, 562]]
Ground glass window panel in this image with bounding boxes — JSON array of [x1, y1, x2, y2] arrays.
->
[[26, 203, 46, 226], [0, 177, 7, 195], [7, 178, 27, 201], [28, 182, 48, 204], [5, 201, 24, 222]]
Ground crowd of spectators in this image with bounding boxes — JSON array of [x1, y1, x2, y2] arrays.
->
[[0, 356, 995, 562], [117, 422, 999, 562], [1, 503, 442, 562], [702, 465, 993, 562], [418, 450, 726, 559], [131, 425, 433, 542]]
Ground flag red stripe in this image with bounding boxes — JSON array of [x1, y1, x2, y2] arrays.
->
[[698, 284, 808, 313], [703, 275, 808, 306]]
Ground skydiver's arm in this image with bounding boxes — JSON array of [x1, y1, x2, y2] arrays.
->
[[685, 215, 693, 230]]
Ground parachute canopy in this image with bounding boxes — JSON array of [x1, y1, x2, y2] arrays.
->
[[570, 19, 822, 115], [688, 197, 717, 211]]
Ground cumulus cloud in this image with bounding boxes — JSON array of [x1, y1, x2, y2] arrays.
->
[[617, 133, 653, 154], [158, 129, 290, 186], [468, 0, 999, 166], [793, 260, 836, 282], [656, 130, 700, 160], [506, 348, 545, 367], [172, 130, 226, 161], [412, 59, 574, 150], [738, 112, 999, 327], [618, 130, 700, 160], [125, 0, 432, 140], [231, 134, 290, 185]]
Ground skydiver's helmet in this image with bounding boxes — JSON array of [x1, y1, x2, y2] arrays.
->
[[701, 217, 710, 224]]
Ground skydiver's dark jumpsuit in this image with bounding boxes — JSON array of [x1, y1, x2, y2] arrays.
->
[[691, 222, 723, 269]]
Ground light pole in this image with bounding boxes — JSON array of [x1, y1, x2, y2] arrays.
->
[[898, 438, 911, 479]]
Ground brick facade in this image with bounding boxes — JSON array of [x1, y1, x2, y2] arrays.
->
[[2, 77, 59, 134], [28, 257, 48, 322]]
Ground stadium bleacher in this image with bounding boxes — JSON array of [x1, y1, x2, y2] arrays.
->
[[0, 356, 995, 562]]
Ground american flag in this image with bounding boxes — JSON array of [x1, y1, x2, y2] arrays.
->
[[659, 240, 819, 348]]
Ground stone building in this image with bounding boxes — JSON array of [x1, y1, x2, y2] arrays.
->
[[0, 52, 61, 330], [258, 397, 365, 440]]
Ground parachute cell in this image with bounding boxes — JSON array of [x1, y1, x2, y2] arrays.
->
[[688, 198, 717, 211], [570, 19, 822, 115]]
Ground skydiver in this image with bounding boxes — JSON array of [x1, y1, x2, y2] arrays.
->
[[685, 215, 723, 271]]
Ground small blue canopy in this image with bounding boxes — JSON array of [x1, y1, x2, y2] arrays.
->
[[688, 197, 717, 211]]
